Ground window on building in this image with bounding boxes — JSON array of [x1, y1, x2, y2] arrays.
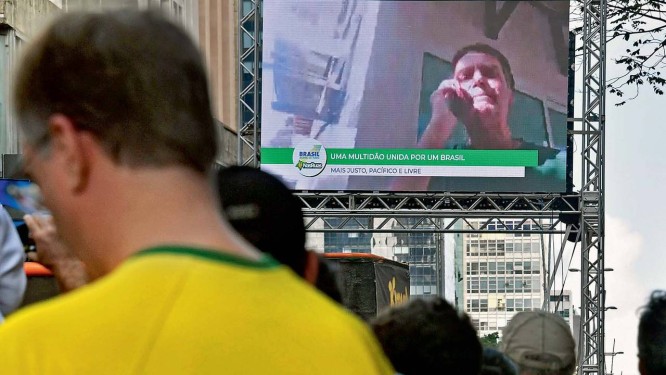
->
[[532, 276, 541, 292], [485, 278, 496, 293]]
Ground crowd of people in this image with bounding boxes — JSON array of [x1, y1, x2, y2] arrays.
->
[[0, 8, 661, 375]]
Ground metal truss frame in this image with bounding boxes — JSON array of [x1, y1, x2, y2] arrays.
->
[[238, 0, 260, 167], [297, 193, 579, 234], [577, 0, 606, 373], [238, 1, 606, 373]]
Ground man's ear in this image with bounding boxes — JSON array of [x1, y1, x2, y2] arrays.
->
[[47, 114, 90, 193]]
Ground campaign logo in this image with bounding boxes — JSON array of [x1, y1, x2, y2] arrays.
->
[[293, 139, 327, 177]]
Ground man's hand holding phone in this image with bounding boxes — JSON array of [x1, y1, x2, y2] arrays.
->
[[419, 79, 474, 149], [24, 214, 88, 292]]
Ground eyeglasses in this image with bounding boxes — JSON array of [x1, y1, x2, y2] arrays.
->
[[7, 131, 52, 180]]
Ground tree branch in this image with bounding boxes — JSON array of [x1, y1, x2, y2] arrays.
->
[[607, 3, 666, 24]]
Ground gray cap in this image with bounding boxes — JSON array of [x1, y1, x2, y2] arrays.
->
[[500, 311, 576, 372]]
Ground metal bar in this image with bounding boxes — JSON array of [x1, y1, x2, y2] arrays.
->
[[543, 224, 573, 309]]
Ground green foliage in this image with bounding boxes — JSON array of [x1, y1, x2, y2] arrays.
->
[[480, 332, 501, 349], [572, 0, 666, 104]]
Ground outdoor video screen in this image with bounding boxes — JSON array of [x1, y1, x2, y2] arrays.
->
[[261, 0, 571, 193]]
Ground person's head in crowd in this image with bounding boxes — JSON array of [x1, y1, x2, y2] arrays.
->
[[16, 11, 217, 173], [15, 10, 219, 272], [370, 297, 482, 375], [481, 348, 519, 375], [312, 255, 343, 304], [216, 166, 342, 302], [501, 311, 576, 375], [638, 290, 666, 375], [216, 166, 306, 274]]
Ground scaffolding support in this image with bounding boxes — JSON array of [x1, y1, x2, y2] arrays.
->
[[578, 0, 606, 373], [238, 0, 260, 167]]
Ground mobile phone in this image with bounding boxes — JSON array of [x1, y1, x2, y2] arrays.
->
[[0, 179, 47, 214]]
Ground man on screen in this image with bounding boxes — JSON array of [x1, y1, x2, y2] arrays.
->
[[393, 43, 562, 192]]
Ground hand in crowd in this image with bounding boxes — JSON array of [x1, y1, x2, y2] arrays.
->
[[24, 214, 88, 292]]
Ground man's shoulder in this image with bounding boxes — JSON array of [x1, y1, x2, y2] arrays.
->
[[0, 254, 185, 338], [0, 249, 394, 374], [0, 278, 115, 372], [0, 264, 139, 337]]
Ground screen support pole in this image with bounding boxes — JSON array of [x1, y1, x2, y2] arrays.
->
[[577, 0, 606, 373]]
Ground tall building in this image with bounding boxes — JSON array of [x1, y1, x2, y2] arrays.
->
[[0, 0, 201, 175], [0, 0, 60, 163], [549, 289, 574, 325], [460, 219, 544, 337], [197, 0, 237, 165], [0, 0, 248, 168]]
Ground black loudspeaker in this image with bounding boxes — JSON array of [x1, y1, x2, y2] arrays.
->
[[324, 254, 409, 321], [2, 154, 26, 179], [337, 260, 377, 320]]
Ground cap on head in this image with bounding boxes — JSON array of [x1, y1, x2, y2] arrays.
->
[[216, 166, 307, 276], [481, 347, 519, 375], [500, 311, 576, 372]]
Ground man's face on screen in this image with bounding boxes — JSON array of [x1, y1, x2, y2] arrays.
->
[[454, 52, 513, 123]]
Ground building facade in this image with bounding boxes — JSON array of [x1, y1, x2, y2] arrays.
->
[[549, 289, 575, 325], [0, 0, 61, 168], [197, 0, 237, 165], [460, 219, 545, 337]]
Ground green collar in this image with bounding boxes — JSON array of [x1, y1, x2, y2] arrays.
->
[[133, 245, 280, 269]]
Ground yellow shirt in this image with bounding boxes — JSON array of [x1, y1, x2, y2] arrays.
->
[[0, 246, 393, 374]]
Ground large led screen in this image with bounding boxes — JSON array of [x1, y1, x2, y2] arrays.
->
[[261, 0, 571, 193]]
